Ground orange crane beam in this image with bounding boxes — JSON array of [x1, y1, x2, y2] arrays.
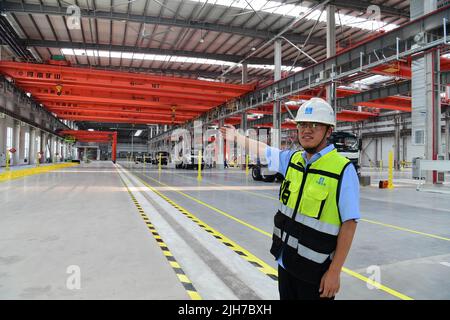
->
[[0, 61, 254, 95], [34, 95, 213, 111], [59, 130, 118, 162], [370, 57, 450, 79], [0, 61, 255, 125], [57, 114, 185, 125], [43, 101, 211, 113], [15, 79, 242, 100], [46, 105, 201, 117], [26, 86, 228, 105], [289, 87, 412, 111], [51, 108, 194, 121]]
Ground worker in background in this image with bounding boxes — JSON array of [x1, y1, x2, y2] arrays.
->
[[220, 98, 360, 300]]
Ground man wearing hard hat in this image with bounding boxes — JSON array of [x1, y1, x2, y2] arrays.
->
[[221, 98, 360, 300]]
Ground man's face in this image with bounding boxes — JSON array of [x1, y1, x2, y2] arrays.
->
[[297, 122, 330, 149]]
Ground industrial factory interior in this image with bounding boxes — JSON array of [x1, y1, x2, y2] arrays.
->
[[0, 0, 450, 304]]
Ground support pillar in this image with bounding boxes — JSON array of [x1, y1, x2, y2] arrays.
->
[[272, 39, 282, 150], [50, 135, 56, 163], [394, 114, 401, 170], [112, 132, 117, 163], [29, 127, 36, 165], [326, 4, 337, 121], [217, 119, 225, 169], [411, 0, 440, 184], [56, 139, 61, 162], [13, 121, 20, 166], [0, 117, 5, 164], [41, 132, 47, 163], [242, 63, 248, 84], [240, 113, 248, 167], [445, 111, 450, 160]]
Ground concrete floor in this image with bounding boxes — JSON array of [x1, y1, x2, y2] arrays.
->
[[1, 160, 449, 299], [0, 161, 189, 299]]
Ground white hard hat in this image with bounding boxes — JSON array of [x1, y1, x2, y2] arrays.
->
[[294, 97, 336, 127]]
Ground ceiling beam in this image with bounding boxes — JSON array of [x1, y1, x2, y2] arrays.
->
[[0, 16, 34, 60], [313, 0, 410, 18], [0, 1, 326, 46], [71, 64, 244, 80], [20, 39, 304, 66]]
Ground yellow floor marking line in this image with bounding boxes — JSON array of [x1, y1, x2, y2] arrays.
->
[[128, 166, 414, 300], [0, 163, 78, 183], [168, 170, 276, 200], [117, 171, 201, 300], [128, 170, 278, 281], [342, 267, 413, 300], [360, 218, 450, 242], [142, 172, 272, 237], [168, 170, 450, 243]]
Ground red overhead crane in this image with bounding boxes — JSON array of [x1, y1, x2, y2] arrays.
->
[[0, 61, 255, 125], [370, 57, 450, 79], [59, 130, 118, 163]]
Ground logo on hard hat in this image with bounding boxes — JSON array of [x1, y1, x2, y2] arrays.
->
[[304, 107, 313, 114]]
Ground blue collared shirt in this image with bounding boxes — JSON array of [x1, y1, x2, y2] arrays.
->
[[265, 144, 360, 268]]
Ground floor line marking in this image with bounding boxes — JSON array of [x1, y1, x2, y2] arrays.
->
[[116, 167, 201, 300], [158, 168, 450, 243], [125, 168, 279, 281], [124, 165, 413, 301]]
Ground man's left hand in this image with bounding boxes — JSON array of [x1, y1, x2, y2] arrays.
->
[[319, 268, 340, 298]]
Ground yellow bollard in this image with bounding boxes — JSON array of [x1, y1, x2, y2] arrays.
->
[[245, 154, 249, 176], [388, 151, 394, 189], [197, 150, 202, 182], [158, 153, 162, 173], [143, 155, 146, 170], [5, 150, 10, 171]]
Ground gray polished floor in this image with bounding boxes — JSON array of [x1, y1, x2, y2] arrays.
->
[[1, 160, 449, 300], [0, 161, 188, 300], [121, 162, 450, 300]]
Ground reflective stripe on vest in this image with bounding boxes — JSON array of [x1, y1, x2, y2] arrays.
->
[[272, 149, 350, 268], [278, 203, 340, 236], [273, 226, 332, 264]]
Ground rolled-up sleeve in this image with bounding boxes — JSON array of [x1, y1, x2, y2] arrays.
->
[[338, 163, 361, 222], [266, 146, 296, 176]]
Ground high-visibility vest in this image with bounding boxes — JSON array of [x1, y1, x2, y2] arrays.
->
[[270, 148, 352, 283]]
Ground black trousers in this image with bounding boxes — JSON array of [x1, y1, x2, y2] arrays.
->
[[278, 265, 335, 300]]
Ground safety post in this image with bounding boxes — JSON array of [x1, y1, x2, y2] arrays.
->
[[5, 150, 10, 171], [158, 153, 162, 173], [245, 154, 249, 176], [197, 150, 202, 182], [388, 151, 394, 189], [143, 155, 146, 170]]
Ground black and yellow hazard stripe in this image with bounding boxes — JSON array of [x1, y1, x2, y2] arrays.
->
[[123, 164, 417, 300], [128, 170, 279, 282], [117, 173, 202, 300]]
